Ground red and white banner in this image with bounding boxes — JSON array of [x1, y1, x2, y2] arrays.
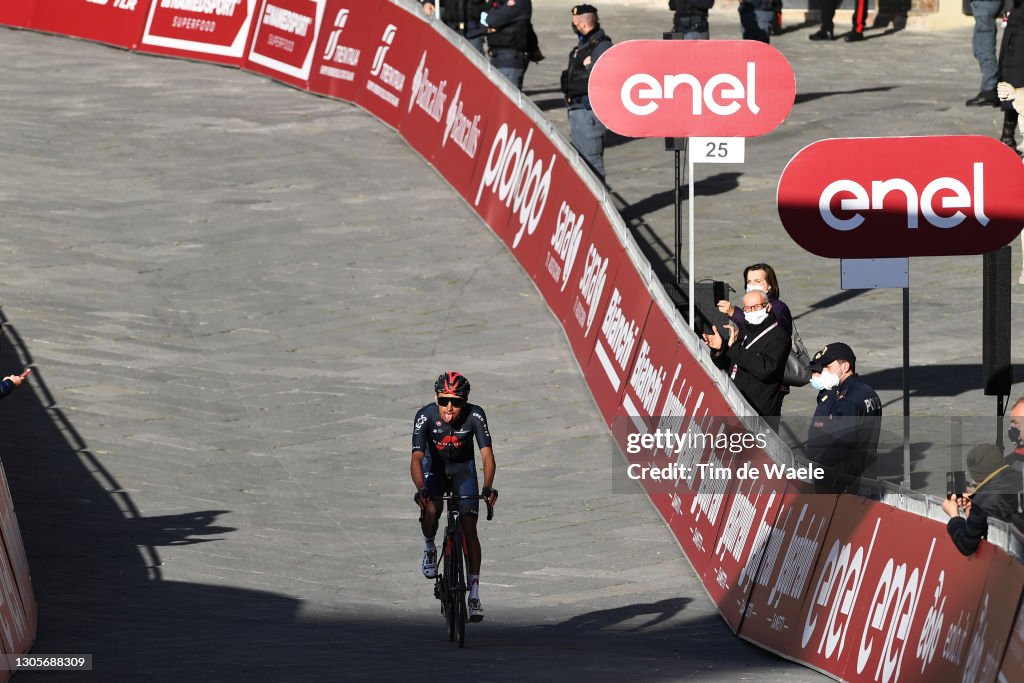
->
[[350, 1, 428, 130], [970, 550, 1024, 683], [778, 136, 1024, 258], [307, 0, 380, 102], [738, 481, 838, 651], [32, 0, 151, 48], [703, 448, 788, 633], [588, 40, 795, 138], [0, 467, 31, 676], [139, 0, 258, 65], [244, 0, 326, 87]]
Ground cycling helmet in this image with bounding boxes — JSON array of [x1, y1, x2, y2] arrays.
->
[[434, 371, 470, 398]]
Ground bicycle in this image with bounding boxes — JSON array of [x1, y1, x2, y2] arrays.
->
[[427, 493, 493, 648]]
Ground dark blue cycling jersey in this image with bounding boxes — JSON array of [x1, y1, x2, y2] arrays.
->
[[411, 402, 492, 463]]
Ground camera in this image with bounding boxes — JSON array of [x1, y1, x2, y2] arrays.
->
[[946, 470, 967, 498]]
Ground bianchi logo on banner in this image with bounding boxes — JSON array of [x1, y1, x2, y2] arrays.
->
[[366, 24, 406, 108], [441, 84, 481, 159], [319, 8, 360, 82], [593, 287, 639, 393], [408, 52, 447, 121]]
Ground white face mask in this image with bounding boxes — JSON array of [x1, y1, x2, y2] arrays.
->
[[744, 309, 769, 325], [810, 370, 840, 392], [745, 284, 766, 293]]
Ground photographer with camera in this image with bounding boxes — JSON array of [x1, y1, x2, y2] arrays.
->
[[943, 398, 1024, 555]]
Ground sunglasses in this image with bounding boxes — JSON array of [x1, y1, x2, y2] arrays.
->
[[437, 396, 465, 408]]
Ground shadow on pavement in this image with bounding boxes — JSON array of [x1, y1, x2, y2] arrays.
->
[[794, 85, 896, 105]]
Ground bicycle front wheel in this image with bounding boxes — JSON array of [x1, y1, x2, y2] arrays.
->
[[454, 532, 467, 648], [445, 536, 457, 642]]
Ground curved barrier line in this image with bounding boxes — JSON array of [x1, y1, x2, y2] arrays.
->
[[5, 1, 1024, 681]]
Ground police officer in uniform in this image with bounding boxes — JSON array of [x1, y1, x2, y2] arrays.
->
[[483, 0, 533, 90], [668, 0, 714, 40], [421, 0, 490, 53], [805, 343, 882, 490], [560, 4, 612, 180]]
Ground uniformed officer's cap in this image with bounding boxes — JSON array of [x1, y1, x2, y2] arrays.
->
[[808, 342, 856, 372], [572, 4, 598, 15]]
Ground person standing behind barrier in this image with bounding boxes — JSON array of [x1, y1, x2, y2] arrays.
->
[[808, 0, 868, 41], [560, 5, 612, 181], [484, 0, 533, 90], [421, 0, 489, 53], [0, 373, 25, 401], [668, 0, 713, 40], [804, 343, 882, 490], [738, 0, 777, 43], [996, 0, 1024, 152], [717, 263, 793, 413], [702, 289, 790, 422], [943, 399, 1024, 555], [965, 0, 1005, 107]]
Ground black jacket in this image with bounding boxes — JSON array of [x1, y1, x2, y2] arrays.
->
[[485, 0, 532, 50], [713, 311, 790, 417], [947, 455, 1024, 556], [1000, 4, 1024, 87], [424, 0, 490, 38], [806, 374, 882, 486], [561, 28, 612, 107]]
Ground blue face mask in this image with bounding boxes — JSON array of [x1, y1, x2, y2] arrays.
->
[[809, 371, 840, 392]]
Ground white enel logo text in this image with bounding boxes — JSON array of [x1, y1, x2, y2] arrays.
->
[[620, 63, 759, 117], [819, 163, 990, 231]]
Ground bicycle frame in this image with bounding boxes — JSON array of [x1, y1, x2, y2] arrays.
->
[[429, 493, 493, 648]]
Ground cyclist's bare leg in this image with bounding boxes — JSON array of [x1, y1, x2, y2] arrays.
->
[[421, 499, 442, 540], [461, 514, 481, 575]]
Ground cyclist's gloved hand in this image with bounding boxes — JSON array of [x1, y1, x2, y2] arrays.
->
[[481, 486, 498, 505], [414, 486, 431, 508]]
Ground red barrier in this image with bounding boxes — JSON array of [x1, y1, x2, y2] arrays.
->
[[785, 495, 1000, 683], [0, 0, 34, 28], [0, 470, 34, 651], [31, 0, 151, 49], [138, 0, 259, 66], [352, 1, 428, 130], [703, 449, 788, 633], [582, 260, 652, 426], [999, 586, 1024, 683], [0, 468, 32, 677], [243, 0, 326, 88], [307, 0, 380, 102], [739, 482, 838, 652], [971, 550, 1024, 683]]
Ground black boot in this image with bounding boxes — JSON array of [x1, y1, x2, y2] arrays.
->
[[966, 90, 999, 106], [1000, 111, 1019, 154]]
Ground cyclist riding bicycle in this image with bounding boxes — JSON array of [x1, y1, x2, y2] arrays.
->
[[412, 371, 498, 622]]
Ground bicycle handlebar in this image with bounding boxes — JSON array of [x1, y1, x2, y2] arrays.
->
[[420, 493, 494, 521]]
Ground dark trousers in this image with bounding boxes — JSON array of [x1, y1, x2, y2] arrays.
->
[[820, 0, 869, 34]]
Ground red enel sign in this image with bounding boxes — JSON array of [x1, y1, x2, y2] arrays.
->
[[587, 40, 795, 138], [778, 136, 1024, 258]]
